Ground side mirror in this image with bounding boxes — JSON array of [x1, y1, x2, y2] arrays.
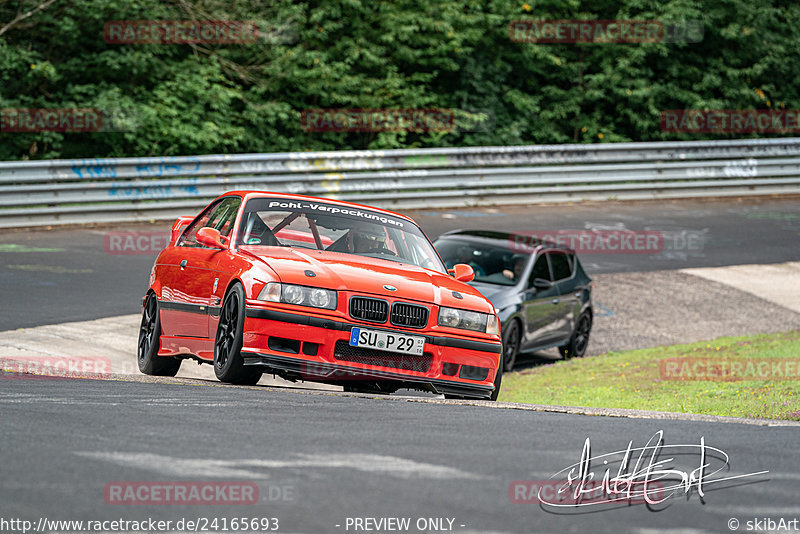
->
[[171, 215, 194, 244], [196, 227, 227, 249], [448, 263, 474, 282], [532, 278, 553, 290]]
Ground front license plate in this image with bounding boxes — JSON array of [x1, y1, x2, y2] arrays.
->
[[349, 327, 425, 356]]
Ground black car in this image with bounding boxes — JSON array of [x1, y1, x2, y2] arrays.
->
[[434, 230, 593, 371]]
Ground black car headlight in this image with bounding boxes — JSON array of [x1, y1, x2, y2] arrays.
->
[[257, 282, 337, 310], [438, 306, 499, 334]]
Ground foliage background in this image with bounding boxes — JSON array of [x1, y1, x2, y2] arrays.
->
[[1, 0, 798, 160]]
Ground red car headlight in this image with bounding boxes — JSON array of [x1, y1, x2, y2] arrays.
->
[[438, 306, 495, 334], [257, 282, 337, 310]]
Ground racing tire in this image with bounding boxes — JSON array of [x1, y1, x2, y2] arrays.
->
[[501, 320, 521, 372], [490, 354, 503, 401], [558, 311, 592, 359], [214, 283, 263, 385], [138, 292, 181, 376]]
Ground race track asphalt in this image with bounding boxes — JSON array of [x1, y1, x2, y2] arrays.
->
[[1, 378, 797, 534], [1, 196, 799, 330]]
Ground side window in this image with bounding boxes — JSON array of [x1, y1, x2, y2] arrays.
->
[[207, 198, 241, 237], [179, 197, 241, 248], [548, 251, 573, 281], [527, 254, 552, 289]]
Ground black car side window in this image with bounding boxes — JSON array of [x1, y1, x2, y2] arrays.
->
[[179, 197, 241, 248], [548, 251, 573, 281], [527, 254, 552, 289]]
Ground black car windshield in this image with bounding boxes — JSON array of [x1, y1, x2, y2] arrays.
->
[[237, 197, 446, 273], [435, 237, 530, 286]]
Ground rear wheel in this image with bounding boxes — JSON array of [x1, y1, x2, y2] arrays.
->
[[558, 312, 592, 359], [214, 283, 263, 385], [137, 292, 181, 376]]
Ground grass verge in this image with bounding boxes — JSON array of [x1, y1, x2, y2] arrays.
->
[[499, 330, 800, 421]]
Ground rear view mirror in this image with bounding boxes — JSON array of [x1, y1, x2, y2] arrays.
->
[[449, 263, 475, 282], [196, 227, 226, 249], [532, 278, 553, 290]]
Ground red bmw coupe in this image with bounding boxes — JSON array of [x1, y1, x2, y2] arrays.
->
[[138, 192, 503, 400]]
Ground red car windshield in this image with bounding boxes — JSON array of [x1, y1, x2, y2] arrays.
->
[[237, 197, 446, 273]]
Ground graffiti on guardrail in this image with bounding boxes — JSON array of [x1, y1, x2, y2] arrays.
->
[[71, 163, 117, 179], [2, 139, 800, 228], [136, 160, 201, 177], [240, 161, 291, 173], [108, 181, 200, 199], [685, 158, 758, 178]]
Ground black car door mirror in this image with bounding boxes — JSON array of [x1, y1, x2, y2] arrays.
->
[[532, 278, 553, 290]]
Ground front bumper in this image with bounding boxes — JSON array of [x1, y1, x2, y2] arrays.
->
[[242, 306, 501, 399]]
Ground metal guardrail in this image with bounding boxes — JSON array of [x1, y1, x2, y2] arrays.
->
[[1, 138, 800, 228]]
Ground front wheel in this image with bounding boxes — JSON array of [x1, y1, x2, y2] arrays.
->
[[490, 353, 503, 401], [214, 283, 263, 385], [501, 320, 521, 372], [138, 292, 181, 376], [558, 312, 592, 359]]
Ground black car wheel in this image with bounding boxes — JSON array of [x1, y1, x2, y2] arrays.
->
[[490, 353, 503, 401], [559, 311, 592, 359], [138, 292, 181, 376], [501, 320, 521, 372], [214, 283, 263, 385]]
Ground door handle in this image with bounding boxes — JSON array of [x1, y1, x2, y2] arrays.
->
[[551, 298, 560, 304], [180, 259, 187, 269]]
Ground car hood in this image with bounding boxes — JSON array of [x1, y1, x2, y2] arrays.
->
[[468, 281, 514, 302], [241, 246, 494, 313]]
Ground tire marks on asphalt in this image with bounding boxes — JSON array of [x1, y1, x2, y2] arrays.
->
[[76, 451, 485, 480]]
